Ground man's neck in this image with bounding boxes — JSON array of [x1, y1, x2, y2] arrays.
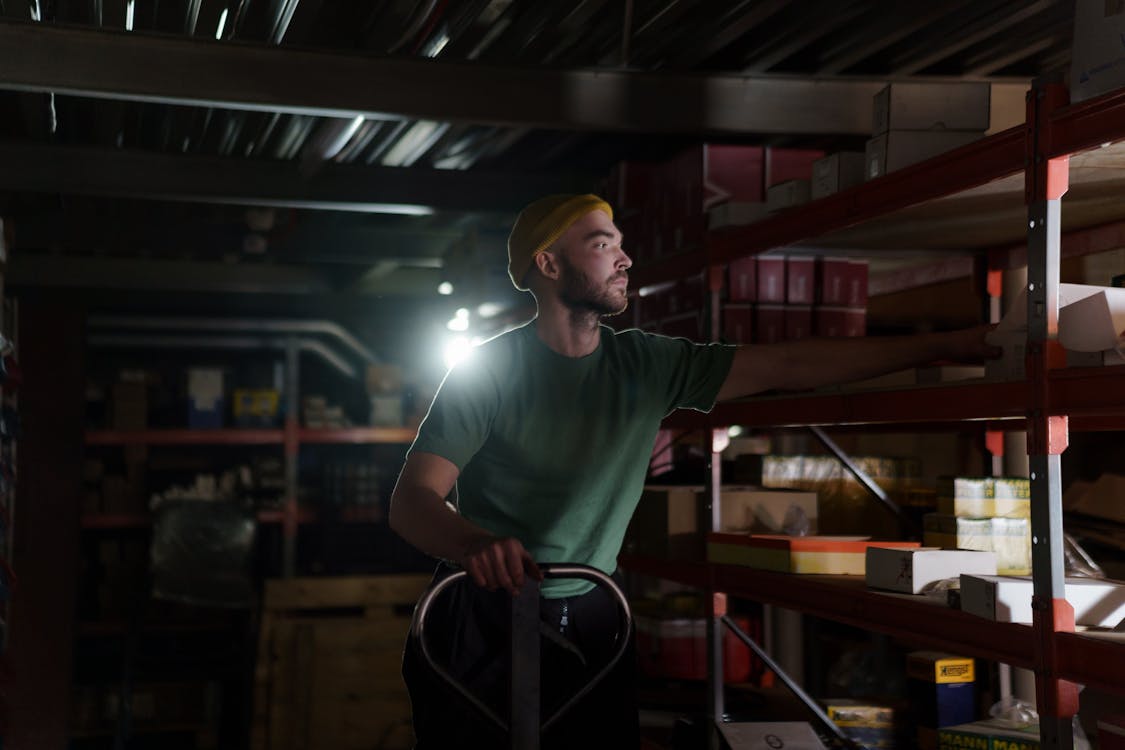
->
[[533, 300, 601, 358]]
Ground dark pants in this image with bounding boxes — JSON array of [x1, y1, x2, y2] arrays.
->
[[402, 564, 640, 749]]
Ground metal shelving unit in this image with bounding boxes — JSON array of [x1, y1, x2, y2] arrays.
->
[[623, 80, 1125, 749]]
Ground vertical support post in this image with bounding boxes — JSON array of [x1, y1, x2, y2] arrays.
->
[[705, 264, 725, 746], [510, 578, 541, 750], [282, 338, 299, 579], [1025, 80, 1077, 750]]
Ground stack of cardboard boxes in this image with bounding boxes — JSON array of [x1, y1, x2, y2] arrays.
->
[[923, 477, 1032, 575]]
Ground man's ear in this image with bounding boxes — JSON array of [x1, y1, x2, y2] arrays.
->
[[534, 250, 561, 281]]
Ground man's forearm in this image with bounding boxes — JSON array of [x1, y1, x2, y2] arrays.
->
[[718, 326, 995, 400], [388, 487, 494, 564]]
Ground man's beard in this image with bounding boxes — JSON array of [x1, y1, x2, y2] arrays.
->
[[558, 255, 628, 317]]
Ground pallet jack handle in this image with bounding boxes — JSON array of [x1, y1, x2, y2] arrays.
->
[[410, 563, 633, 750]]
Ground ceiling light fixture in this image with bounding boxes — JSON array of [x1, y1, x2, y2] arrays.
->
[[438, 282, 454, 296], [215, 7, 229, 39], [125, 0, 135, 31]]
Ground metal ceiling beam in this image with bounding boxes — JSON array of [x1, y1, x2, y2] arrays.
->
[[7, 253, 441, 295], [0, 140, 594, 212], [7, 254, 332, 294], [0, 19, 976, 136]]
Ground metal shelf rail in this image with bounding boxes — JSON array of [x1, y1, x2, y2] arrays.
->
[[622, 79, 1125, 750]]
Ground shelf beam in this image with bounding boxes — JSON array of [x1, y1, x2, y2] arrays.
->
[[619, 556, 1037, 670]]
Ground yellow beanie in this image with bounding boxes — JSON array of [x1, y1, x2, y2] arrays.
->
[[507, 194, 613, 291]]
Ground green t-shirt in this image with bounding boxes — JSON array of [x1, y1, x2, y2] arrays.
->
[[409, 322, 736, 597]]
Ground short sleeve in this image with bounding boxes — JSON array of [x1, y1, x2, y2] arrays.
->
[[408, 359, 501, 470], [643, 333, 736, 414]]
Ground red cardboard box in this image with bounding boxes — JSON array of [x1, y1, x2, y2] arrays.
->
[[786, 257, 816, 304], [757, 257, 786, 303], [815, 307, 866, 338], [635, 615, 758, 683], [785, 306, 813, 341], [817, 258, 869, 307], [847, 260, 869, 307], [755, 304, 786, 344], [723, 304, 754, 344], [728, 257, 757, 302]]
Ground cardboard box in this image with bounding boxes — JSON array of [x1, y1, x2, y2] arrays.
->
[[766, 179, 812, 212], [1071, 1, 1125, 103], [960, 574, 1125, 626], [822, 699, 895, 750], [707, 534, 920, 575], [755, 304, 786, 344], [872, 83, 991, 135], [814, 307, 866, 338], [812, 152, 866, 199], [757, 257, 787, 303], [938, 719, 1038, 750], [907, 651, 974, 684], [866, 547, 997, 594], [723, 304, 754, 344], [1057, 287, 1125, 352], [786, 257, 816, 305], [936, 476, 1030, 519], [187, 368, 224, 429], [728, 257, 757, 302], [866, 130, 983, 180], [817, 258, 868, 307], [784, 305, 813, 341], [924, 514, 1029, 575]]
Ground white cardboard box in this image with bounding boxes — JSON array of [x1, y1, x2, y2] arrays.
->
[[872, 82, 991, 135], [1058, 287, 1125, 352], [1071, 0, 1125, 103], [811, 152, 866, 199], [866, 547, 997, 594], [865, 130, 982, 180], [960, 574, 1125, 626]]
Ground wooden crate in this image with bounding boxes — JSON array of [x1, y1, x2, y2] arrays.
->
[[251, 574, 432, 750]]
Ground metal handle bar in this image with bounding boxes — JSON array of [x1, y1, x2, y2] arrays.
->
[[409, 563, 633, 735]]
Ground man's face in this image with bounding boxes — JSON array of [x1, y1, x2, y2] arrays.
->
[[554, 210, 632, 316]]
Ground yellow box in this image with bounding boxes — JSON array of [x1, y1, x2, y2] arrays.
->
[[907, 651, 975, 684], [232, 389, 280, 418]]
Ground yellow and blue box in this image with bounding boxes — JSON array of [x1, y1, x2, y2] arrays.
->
[[232, 388, 281, 427], [908, 651, 976, 741], [822, 699, 896, 750]]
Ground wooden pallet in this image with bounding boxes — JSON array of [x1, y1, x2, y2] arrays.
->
[[251, 574, 433, 750]]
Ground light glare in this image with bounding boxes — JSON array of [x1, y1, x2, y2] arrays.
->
[[443, 336, 474, 369], [438, 282, 454, 296], [215, 7, 229, 39]]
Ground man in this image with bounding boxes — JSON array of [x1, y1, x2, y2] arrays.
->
[[391, 194, 995, 748]]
